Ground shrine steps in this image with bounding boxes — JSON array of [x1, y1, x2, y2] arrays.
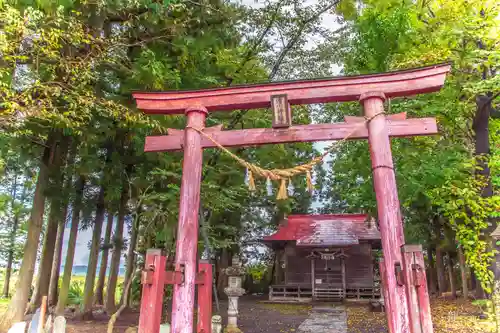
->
[[269, 285, 380, 303], [314, 287, 344, 301]]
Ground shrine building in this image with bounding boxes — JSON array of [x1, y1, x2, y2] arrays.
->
[[262, 214, 382, 302]]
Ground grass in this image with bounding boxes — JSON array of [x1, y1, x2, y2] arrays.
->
[[0, 270, 126, 314], [260, 303, 312, 315], [0, 298, 9, 313]]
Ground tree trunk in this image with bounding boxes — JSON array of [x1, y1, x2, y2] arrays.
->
[[426, 245, 438, 295], [472, 270, 487, 298], [216, 248, 229, 297], [80, 139, 115, 319], [447, 252, 457, 298], [474, 94, 498, 306], [80, 185, 106, 319], [2, 222, 17, 298], [30, 138, 68, 311], [105, 186, 128, 314], [47, 216, 66, 306], [471, 270, 477, 292], [447, 253, 457, 298], [48, 144, 76, 306], [0, 136, 54, 330], [30, 197, 62, 310], [94, 213, 114, 306], [55, 175, 85, 316], [458, 245, 469, 299], [436, 247, 447, 295], [122, 206, 140, 307], [2, 172, 20, 298]]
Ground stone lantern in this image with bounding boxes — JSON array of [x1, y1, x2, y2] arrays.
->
[[223, 255, 246, 333]]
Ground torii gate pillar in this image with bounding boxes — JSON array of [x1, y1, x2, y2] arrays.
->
[[361, 92, 408, 333], [172, 107, 207, 333]]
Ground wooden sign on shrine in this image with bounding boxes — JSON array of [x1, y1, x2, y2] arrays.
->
[[133, 63, 451, 333]]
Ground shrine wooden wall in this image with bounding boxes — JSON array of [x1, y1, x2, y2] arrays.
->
[[344, 243, 374, 288], [285, 249, 311, 285], [280, 243, 374, 288]]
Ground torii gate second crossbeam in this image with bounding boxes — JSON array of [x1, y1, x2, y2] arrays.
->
[[133, 63, 451, 333]]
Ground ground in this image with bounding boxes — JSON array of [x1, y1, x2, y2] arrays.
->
[[57, 296, 494, 333], [0, 293, 494, 332], [347, 297, 495, 333], [63, 297, 310, 333]]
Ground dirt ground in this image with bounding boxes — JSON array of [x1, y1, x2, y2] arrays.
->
[[63, 296, 494, 333], [346, 296, 495, 333], [65, 296, 309, 333]]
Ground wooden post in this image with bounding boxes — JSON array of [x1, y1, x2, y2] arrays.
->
[[197, 261, 213, 333], [401, 245, 434, 333], [361, 92, 409, 333], [38, 296, 47, 333], [139, 249, 166, 333], [311, 258, 315, 300], [171, 107, 208, 333], [401, 246, 423, 333], [415, 250, 433, 333], [341, 249, 346, 299], [379, 259, 392, 331], [284, 251, 288, 284]]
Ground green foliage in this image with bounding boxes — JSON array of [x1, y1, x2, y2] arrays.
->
[[68, 280, 84, 306], [247, 262, 268, 282], [320, 0, 500, 292]]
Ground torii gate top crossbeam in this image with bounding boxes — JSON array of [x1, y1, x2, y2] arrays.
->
[[132, 63, 450, 114]]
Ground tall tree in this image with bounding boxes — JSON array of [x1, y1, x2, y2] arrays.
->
[[105, 183, 128, 313], [55, 175, 85, 316], [94, 213, 114, 306], [48, 144, 77, 305], [318, 0, 499, 296], [0, 135, 53, 328], [30, 137, 68, 310], [1, 167, 30, 298], [80, 184, 107, 319]]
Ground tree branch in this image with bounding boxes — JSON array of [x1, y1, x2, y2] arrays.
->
[[269, 1, 340, 79], [487, 92, 500, 104], [226, 0, 286, 86], [204, 0, 340, 173]]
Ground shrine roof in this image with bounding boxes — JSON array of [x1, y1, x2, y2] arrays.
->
[[262, 214, 381, 247]]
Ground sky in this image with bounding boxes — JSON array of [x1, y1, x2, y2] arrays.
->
[[58, 215, 130, 271]]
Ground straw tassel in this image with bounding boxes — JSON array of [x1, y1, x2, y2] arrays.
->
[[276, 178, 288, 200], [287, 179, 294, 196], [266, 177, 273, 196], [245, 168, 256, 191], [306, 170, 314, 193]]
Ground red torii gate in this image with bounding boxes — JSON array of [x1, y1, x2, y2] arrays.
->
[[133, 63, 450, 333]]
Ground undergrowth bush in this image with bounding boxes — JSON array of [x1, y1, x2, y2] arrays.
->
[[68, 281, 84, 305]]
